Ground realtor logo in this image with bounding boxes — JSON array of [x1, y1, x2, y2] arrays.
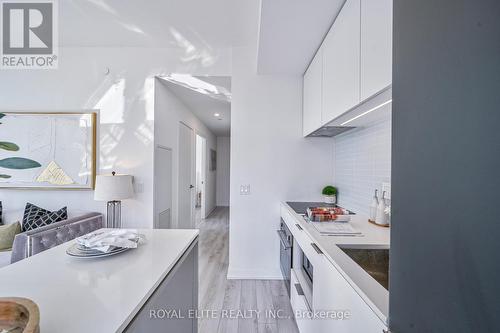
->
[[1, 0, 58, 69]]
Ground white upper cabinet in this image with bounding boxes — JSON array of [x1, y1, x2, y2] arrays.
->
[[360, 0, 393, 101], [322, 0, 361, 123], [302, 0, 392, 136], [303, 47, 323, 136]]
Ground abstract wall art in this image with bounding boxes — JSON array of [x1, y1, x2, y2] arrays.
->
[[0, 112, 97, 189]]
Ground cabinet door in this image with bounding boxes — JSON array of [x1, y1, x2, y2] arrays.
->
[[322, 0, 361, 123], [314, 256, 386, 333], [360, 0, 393, 101], [125, 244, 198, 333], [290, 270, 317, 333], [303, 48, 323, 136]]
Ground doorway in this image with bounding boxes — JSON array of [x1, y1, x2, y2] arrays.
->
[[195, 134, 207, 227], [178, 122, 195, 229]]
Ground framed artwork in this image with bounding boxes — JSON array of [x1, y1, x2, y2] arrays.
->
[[209, 149, 216, 171], [0, 112, 97, 189]]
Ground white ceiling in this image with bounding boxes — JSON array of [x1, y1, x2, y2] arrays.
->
[[60, 0, 256, 48], [159, 76, 232, 137], [257, 0, 345, 75]]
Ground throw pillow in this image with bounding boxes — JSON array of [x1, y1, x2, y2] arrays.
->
[[22, 203, 68, 232], [0, 201, 2, 225], [23, 202, 50, 229], [0, 222, 21, 250]]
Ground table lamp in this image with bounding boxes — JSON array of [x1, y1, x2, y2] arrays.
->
[[94, 171, 133, 228]]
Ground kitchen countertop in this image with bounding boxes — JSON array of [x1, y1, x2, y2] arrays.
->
[[0, 229, 199, 333], [281, 202, 390, 323]]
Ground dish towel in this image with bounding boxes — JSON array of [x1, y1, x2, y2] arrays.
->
[[76, 229, 145, 253]]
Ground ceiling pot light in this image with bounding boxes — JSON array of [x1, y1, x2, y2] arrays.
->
[[214, 113, 220, 117]]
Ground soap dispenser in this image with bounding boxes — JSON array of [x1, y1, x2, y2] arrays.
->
[[369, 189, 379, 222], [375, 191, 388, 226]]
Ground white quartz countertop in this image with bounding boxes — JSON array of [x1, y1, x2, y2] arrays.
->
[[0, 229, 199, 333], [281, 202, 390, 323]]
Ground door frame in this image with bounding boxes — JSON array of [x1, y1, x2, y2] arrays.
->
[[195, 133, 208, 219]]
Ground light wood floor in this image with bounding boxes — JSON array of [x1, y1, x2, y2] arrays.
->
[[198, 207, 299, 333]]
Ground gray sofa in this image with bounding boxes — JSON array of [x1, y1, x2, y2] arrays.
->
[[10, 212, 104, 264]]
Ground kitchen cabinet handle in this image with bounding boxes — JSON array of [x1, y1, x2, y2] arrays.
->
[[294, 283, 304, 296], [311, 243, 323, 254], [294, 283, 313, 312], [295, 224, 303, 230]]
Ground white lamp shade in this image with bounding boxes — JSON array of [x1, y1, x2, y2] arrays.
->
[[94, 174, 134, 201]]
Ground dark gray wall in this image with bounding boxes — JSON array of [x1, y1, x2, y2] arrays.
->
[[390, 1, 500, 332]]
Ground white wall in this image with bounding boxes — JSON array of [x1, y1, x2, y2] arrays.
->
[[216, 136, 231, 206], [0, 46, 231, 227], [154, 79, 217, 227], [228, 44, 334, 279], [334, 113, 392, 215]]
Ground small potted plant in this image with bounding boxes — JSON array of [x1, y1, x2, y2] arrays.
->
[[322, 186, 337, 204]]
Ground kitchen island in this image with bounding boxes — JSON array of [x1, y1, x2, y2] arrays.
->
[[0, 229, 199, 333], [281, 202, 390, 332]]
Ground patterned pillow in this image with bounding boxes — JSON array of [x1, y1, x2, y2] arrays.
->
[[23, 202, 50, 226], [22, 203, 68, 232], [0, 201, 3, 225]]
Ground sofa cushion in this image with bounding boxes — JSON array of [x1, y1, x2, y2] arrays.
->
[[22, 203, 67, 232], [0, 222, 21, 250]]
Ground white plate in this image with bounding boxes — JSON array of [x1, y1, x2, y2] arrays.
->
[[66, 243, 131, 258]]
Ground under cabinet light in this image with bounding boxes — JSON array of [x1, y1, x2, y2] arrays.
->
[[340, 100, 392, 126]]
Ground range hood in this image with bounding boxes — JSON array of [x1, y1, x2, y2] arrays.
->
[[306, 87, 392, 138], [307, 126, 355, 137]]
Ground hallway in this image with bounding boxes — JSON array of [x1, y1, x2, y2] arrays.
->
[[198, 207, 299, 333]]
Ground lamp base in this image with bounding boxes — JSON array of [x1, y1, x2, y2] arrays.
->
[[107, 200, 122, 228]]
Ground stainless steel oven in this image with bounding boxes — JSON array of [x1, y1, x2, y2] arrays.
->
[[277, 219, 293, 296]]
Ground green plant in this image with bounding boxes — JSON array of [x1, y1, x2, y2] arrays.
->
[[0, 113, 41, 179], [322, 186, 337, 196]]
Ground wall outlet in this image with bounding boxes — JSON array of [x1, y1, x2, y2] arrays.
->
[[240, 185, 251, 195], [381, 182, 391, 200]]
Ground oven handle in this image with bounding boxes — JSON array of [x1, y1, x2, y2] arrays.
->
[[276, 230, 292, 249]]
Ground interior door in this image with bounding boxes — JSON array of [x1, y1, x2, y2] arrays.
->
[[178, 122, 194, 229], [154, 145, 172, 229]]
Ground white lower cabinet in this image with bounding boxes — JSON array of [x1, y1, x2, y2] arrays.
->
[[283, 206, 387, 333], [313, 255, 387, 332], [290, 270, 316, 332]]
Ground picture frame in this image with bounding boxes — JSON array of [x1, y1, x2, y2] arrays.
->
[[0, 111, 97, 189]]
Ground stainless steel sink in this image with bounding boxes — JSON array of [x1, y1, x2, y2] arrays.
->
[[339, 246, 389, 290]]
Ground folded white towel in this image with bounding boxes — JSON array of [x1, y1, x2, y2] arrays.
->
[[76, 229, 145, 253]]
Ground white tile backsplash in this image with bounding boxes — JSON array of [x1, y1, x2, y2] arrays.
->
[[334, 115, 391, 215]]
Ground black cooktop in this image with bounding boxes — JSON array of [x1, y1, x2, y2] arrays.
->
[[286, 202, 355, 215]]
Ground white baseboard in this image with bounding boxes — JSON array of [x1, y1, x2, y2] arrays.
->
[[226, 267, 283, 280]]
